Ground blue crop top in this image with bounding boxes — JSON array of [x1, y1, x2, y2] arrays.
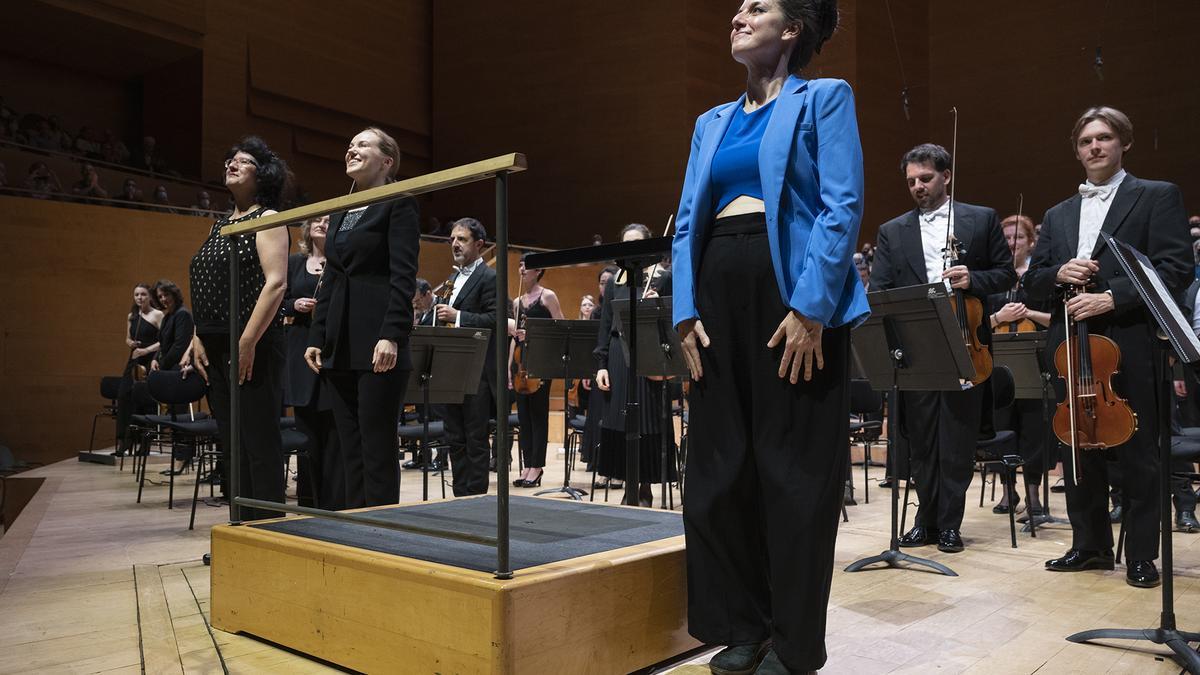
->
[[709, 98, 775, 214]]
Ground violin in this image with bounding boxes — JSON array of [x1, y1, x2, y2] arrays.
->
[[995, 194, 1036, 334], [941, 108, 990, 385], [511, 277, 542, 395], [1052, 284, 1137, 482], [431, 271, 455, 326]]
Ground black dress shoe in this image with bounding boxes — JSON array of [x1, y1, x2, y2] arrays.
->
[[1050, 480, 1066, 493], [937, 529, 965, 553], [1045, 549, 1115, 572], [1126, 560, 1161, 588], [992, 494, 1019, 514], [878, 478, 894, 489], [1176, 511, 1200, 533], [898, 525, 938, 547], [707, 641, 770, 675], [402, 459, 427, 471]]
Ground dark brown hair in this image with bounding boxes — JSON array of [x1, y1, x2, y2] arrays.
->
[[778, 0, 839, 74]]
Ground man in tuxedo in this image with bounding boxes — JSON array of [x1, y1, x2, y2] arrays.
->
[[1027, 106, 1191, 587], [436, 218, 503, 496], [870, 143, 1015, 553]]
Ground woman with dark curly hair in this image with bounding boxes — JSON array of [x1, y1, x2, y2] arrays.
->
[[671, 1, 864, 671], [305, 127, 419, 508], [185, 135, 291, 521], [151, 279, 198, 475]]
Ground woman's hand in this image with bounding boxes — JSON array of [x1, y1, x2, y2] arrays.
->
[[995, 302, 1027, 324], [372, 339, 398, 373], [126, 337, 138, 349], [767, 310, 824, 384], [596, 369, 611, 391], [678, 319, 711, 381], [293, 297, 316, 314], [237, 336, 256, 384], [150, 359, 160, 372], [304, 347, 322, 374], [188, 338, 209, 383], [131, 346, 154, 359]]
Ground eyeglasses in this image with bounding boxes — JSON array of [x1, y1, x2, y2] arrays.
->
[[224, 157, 258, 169]]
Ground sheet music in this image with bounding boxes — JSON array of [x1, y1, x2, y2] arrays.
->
[[1104, 232, 1200, 364]]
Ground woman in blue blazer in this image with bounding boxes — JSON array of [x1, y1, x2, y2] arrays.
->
[[305, 128, 420, 508], [671, 1, 866, 672]]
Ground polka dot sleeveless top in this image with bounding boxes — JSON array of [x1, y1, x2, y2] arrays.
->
[[189, 208, 283, 335]]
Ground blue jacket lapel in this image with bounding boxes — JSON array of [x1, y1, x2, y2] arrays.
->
[[760, 77, 809, 228], [691, 99, 740, 235]]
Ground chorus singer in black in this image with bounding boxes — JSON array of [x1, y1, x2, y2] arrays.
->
[[870, 143, 1015, 554], [435, 218, 504, 497], [284, 216, 342, 509], [185, 136, 290, 521], [306, 127, 420, 508], [1026, 106, 1191, 588], [671, 1, 867, 672]]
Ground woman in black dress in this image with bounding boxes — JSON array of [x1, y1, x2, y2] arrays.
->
[[594, 223, 676, 507], [305, 127, 420, 508], [511, 254, 566, 488], [986, 214, 1050, 515], [115, 283, 162, 456], [283, 216, 343, 509], [185, 135, 290, 521], [151, 279, 197, 475]]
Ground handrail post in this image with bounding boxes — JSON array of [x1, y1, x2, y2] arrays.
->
[[228, 239, 242, 524], [495, 171, 512, 580]]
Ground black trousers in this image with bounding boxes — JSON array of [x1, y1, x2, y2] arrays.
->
[[995, 398, 1047, 489], [294, 403, 344, 510], [517, 383, 551, 468], [324, 367, 407, 508], [444, 376, 493, 496], [201, 331, 285, 522], [901, 386, 983, 532], [116, 361, 155, 452], [682, 215, 849, 672]]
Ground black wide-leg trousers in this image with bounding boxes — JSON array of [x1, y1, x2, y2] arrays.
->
[[324, 367, 408, 508], [901, 387, 983, 532], [683, 215, 850, 673], [517, 383, 551, 468], [443, 376, 494, 496], [201, 331, 285, 522]]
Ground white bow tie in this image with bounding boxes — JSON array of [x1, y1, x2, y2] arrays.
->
[[1079, 183, 1118, 200]]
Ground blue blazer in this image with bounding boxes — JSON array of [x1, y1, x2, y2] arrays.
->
[[671, 76, 869, 329]]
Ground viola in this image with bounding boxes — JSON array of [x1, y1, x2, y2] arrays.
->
[[1052, 284, 1137, 482]]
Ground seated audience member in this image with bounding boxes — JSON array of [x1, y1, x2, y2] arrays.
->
[[190, 190, 215, 216], [24, 162, 62, 199], [101, 129, 131, 165], [1189, 214, 1200, 241], [74, 126, 101, 158], [0, 97, 16, 127], [118, 178, 144, 206], [48, 115, 72, 151], [27, 118, 57, 150], [137, 136, 166, 173], [152, 185, 177, 214], [71, 162, 108, 201]]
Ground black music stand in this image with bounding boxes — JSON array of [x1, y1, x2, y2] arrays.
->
[[405, 326, 491, 502], [844, 283, 974, 577], [991, 332, 1067, 536], [526, 237, 672, 506], [1064, 233, 1200, 672], [522, 318, 599, 500], [612, 297, 689, 510]]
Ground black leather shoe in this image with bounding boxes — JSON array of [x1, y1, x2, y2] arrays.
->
[[1176, 511, 1200, 533], [707, 641, 769, 675], [992, 493, 1019, 514], [752, 649, 792, 675], [898, 525, 938, 547], [1109, 504, 1123, 523], [878, 478, 894, 489], [402, 459, 427, 471], [1045, 549, 1115, 572], [1126, 560, 1161, 588], [937, 529, 965, 553]]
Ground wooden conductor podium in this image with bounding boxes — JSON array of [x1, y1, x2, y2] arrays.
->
[[208, 158, 699, 674]]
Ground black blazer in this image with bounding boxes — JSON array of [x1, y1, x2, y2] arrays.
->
[[155, 307, 194, 371], [309, 198, 420, 371], [870, 200, 1016, 305], [1025, 174, 1191, 368], [447, 262, 503, 392]]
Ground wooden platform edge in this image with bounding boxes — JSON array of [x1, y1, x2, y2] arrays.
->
[[134, 564, 184, 675], [0, 475, 58, 597]]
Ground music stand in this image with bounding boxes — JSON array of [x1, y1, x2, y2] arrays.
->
[[526, 237, 671, 506], [405, 326, 492, 502], [991, 332, 1067, 536], [844, 283, 974, 577], [612, 297, 688, 509], [522, 318, 599, 500], [1064, 233, 1200, 672]]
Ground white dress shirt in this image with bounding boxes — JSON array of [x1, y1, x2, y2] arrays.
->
[[1076, 169, 1127, 258], [919, 199, 954, 284], [1191, 284, 1200, 337], [448, 258, 484, 326]]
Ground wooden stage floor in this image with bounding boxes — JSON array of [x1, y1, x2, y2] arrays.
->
[[3, 447, 1200, 673]]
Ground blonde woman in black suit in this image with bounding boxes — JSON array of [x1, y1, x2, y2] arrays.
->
[[306, 127, 420, 508]]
